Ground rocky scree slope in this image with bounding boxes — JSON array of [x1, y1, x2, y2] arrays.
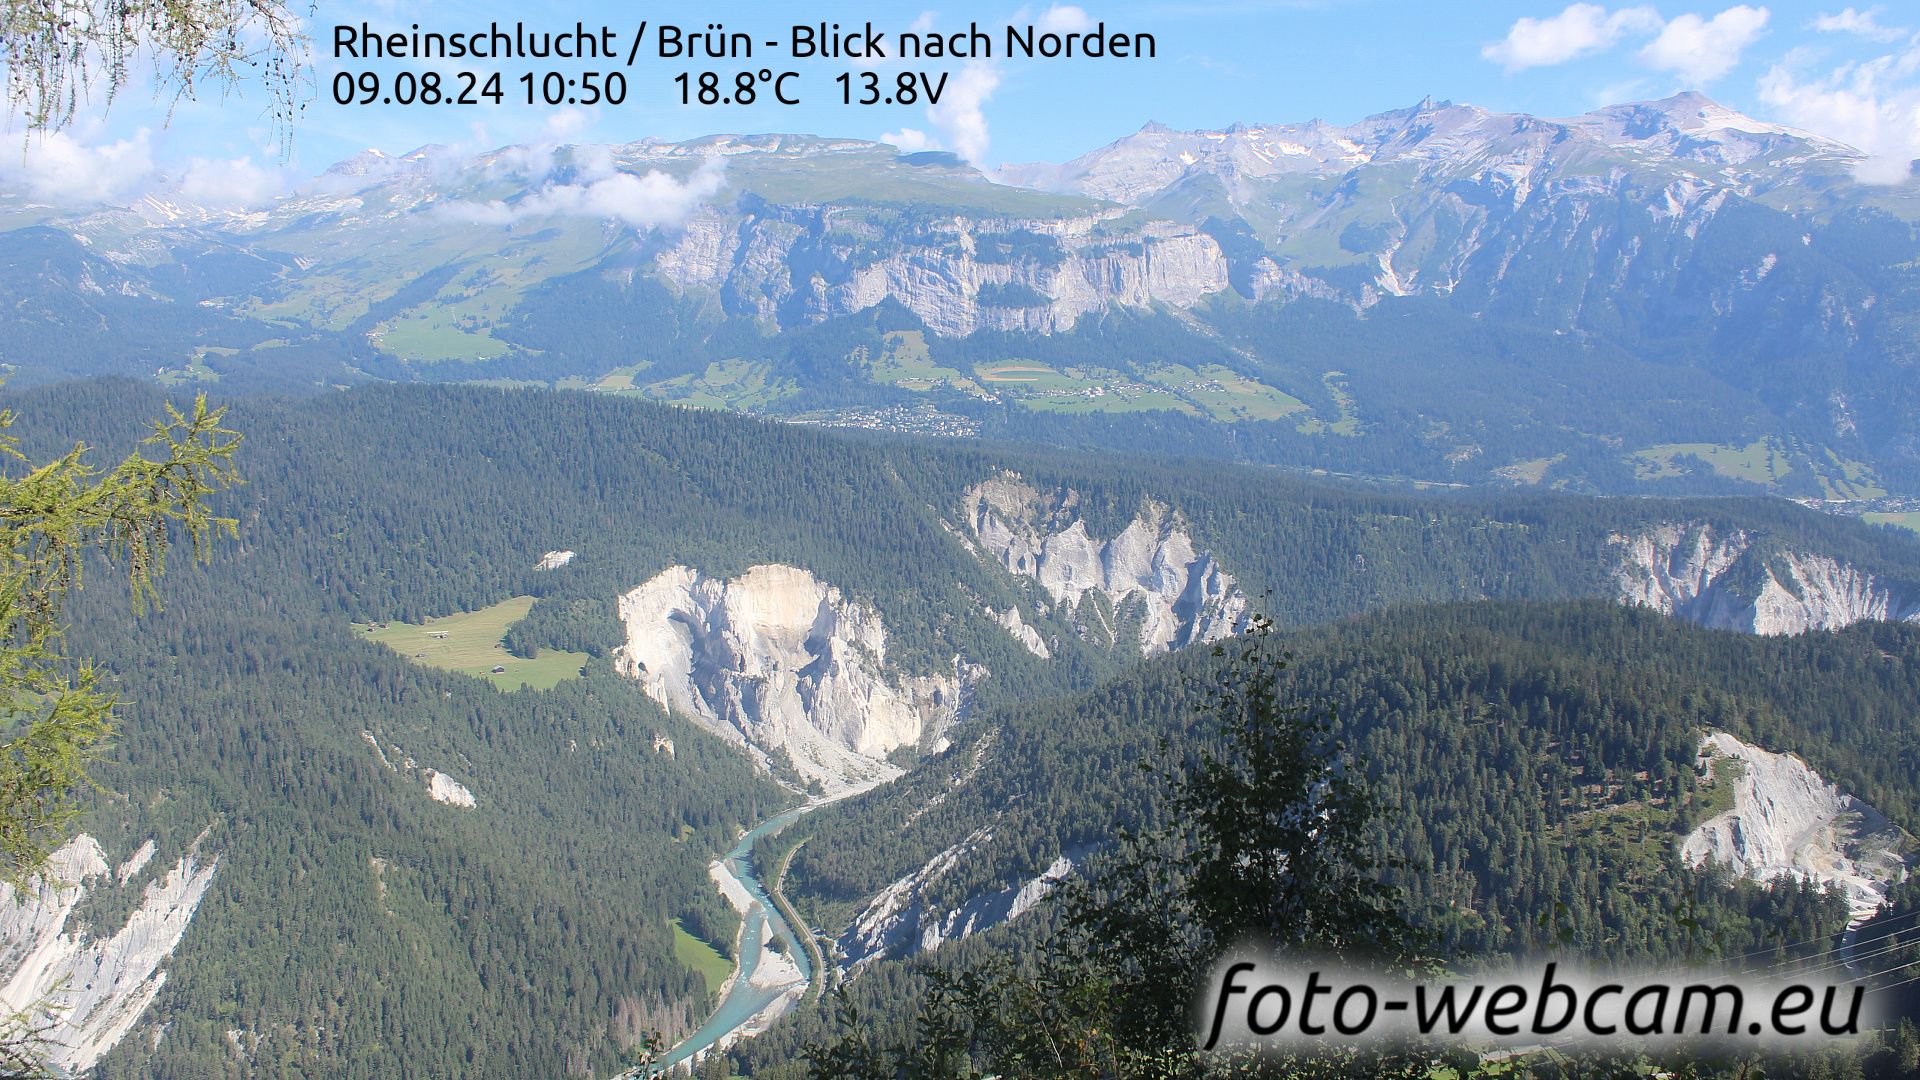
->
[[1683, 732, 1912, 925]]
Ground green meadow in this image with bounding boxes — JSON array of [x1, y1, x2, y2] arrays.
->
[[357, 596, 587, 691]]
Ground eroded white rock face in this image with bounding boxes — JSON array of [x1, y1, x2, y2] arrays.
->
[[361, 731, 478, 809], [1682, 733, 1911, 925], [535, 550, 576, 571], [613, 565, 981, 793], [424, 771, 477, 808], [0, 834, 219, 1073], [115, 842, 156, 885], [964, 475, 1247, 654], [838, 825, 1073, 976], [1613, 524, 1920, 635], [987, 606, 1052, 659]]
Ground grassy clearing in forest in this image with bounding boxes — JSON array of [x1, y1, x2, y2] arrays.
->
[[357, 596, 586, 691], [673, 919, 734, 993]]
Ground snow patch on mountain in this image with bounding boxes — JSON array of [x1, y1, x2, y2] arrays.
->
[[1612, 524, 1920, 635], [1682, 733, 1911, 925], [614, 565, 984, 793], [963, 474, 1247, 654], [0, 834, 219, 1073]]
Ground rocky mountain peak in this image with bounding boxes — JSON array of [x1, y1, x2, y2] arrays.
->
[[1565, 91, 1849, 166], [1013, 92, 1868, 210], [323, 148, 395, 177]]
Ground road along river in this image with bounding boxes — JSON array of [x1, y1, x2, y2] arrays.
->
[[647, 799, 829, 1074]]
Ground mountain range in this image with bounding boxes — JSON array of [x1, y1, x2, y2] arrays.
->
[[8, 90, 1920, 1077], [7, 92, 1920, 502]]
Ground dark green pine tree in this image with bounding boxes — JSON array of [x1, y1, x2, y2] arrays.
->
[[806, 616, 1428, 1078]]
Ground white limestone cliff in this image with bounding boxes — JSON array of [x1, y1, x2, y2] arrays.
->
[[837, 825, 1075, 976], [424, 770, 477, 808], [987, 606, 1052, 659], [613, 565, 982, 793], [360, 731, 478, 809], [964, 474, 1247, 654], [1612, 524, 1920, 635], [656, 208, 1228, 336], [534, 550, 576, 571], [0, 834, 219, 1073], [1682, 733, 1911, 925]]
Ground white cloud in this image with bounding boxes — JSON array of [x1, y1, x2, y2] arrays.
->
[[0, 129, 155, 204], [1760, 46, 1920, 182], [1008, 2, 1098, 33], [442, 155, 728, 229], [527, 170, 711, 226], [1813, 7, 1907, 43], [881, 128, 937, 153], [176, 156, 285, 208], [841, 4, 1090, 166], [1037, 4, 1096, 33], [928, 61, 1002, 163], [538, 107, 594, 144], [1484, 4, 1772, 85], [437, 199, 518, 226], [1593, 76, 1656, 106], [460, 107, 607, 183], [1482, 4, 1661, 72], [1638, 5, 1771, 85]]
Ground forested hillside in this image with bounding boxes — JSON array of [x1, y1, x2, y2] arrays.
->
[[7, 379, 1920, 1075], [733, 600, 1920, 1076], [29, 379, 1920, 679]]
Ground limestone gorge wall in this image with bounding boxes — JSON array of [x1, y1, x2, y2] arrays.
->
[[961, 474, 1248, 655], [613, 565, 982, 793], [1683, 733, 1911, 925], [1612, 523, 1920, 635], [0, 834, 218, 1073], [838, 824, 1075, 977], [654, 206, 1228, 336]]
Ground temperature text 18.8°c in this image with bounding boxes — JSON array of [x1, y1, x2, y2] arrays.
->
[[671, 71, 949, 107]]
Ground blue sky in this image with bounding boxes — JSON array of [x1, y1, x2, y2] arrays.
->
[[5, 1, 1919, 201]]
